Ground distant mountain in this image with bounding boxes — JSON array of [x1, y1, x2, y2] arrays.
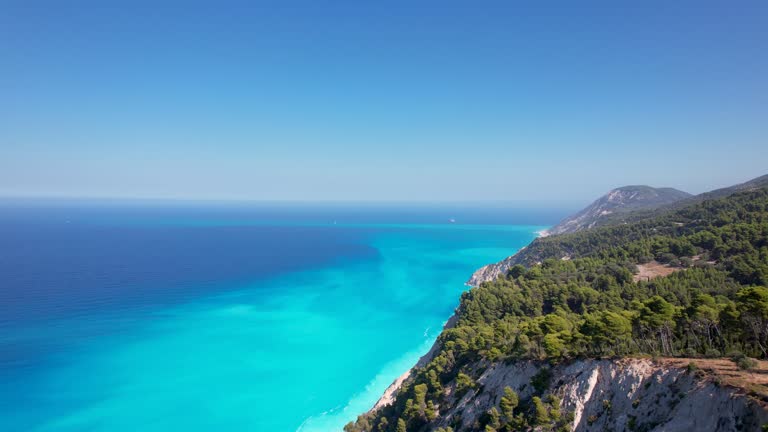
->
[[543, 185, 691, 236], [467, 174, 766, 287]]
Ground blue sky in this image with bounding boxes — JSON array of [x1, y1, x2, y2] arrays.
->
[[1, 0, 766, 203]]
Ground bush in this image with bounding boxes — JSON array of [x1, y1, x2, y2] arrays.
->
[[728, 351, 745, 361], [531, 368, 552, 394], [455, 372, 476, 397], [507, 264, 527, 279], [657, 252, 679, 265], [736, 357, 758, 370], [638, 255, 654, 264], [531, 397, 549, 425], [704, 348, 721, 358]]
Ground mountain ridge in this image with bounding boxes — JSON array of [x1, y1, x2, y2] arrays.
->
[[542, 185, 691, 237], [468, 175, 766, 287]]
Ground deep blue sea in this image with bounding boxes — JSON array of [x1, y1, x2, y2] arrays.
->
[[0, 200, 564, 431]]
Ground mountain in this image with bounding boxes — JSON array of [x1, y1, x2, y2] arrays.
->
[[468, 175, 766, 287], [543, 185, 691, 237], [346, 174, 768, 432]]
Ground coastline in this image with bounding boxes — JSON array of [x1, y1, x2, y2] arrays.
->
[[368, 227, 547, 414], [466, 226, 549, 287], [370, 314, 459, 411]]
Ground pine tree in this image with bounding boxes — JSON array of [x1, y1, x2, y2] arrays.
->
[[396, 418, 407, 432], [500, 386, 519, 420]]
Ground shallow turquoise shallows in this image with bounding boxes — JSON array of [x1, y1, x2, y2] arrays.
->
[[0, 202, 552, 431]]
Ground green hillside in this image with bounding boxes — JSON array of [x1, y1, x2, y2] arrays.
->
[[346, 184, 768, 432]]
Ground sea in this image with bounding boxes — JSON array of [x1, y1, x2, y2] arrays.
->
[[0, 199, 564, 431]]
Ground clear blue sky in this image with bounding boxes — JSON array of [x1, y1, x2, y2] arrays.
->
[[1, 0, 766, 203]]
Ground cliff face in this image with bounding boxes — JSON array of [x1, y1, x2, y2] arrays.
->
[[467, 240, 559, 286], [407, 358, 768, 432], [466, 249, 524, 287]]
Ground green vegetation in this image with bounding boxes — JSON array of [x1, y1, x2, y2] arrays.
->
[[732, 352, 759, 370], [345, 187, 768, 432]]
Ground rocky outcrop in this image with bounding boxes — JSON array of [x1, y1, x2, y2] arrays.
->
[[466, 250, 523, 287], [431, 358, 768, 432], [466, 243, 555, 287]]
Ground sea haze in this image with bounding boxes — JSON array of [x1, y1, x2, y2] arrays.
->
[[0, 199, 564, 431]]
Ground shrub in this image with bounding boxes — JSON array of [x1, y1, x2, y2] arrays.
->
[[704, 348, 722, 358], [500, 387, 519, 419], [531, 368, 552, 394], [657, 252, 679, 265], [730, 351, 747, 362], [455, 372, 476, 398], [737, 356, 759, 370], [531, 397, 550, 425]]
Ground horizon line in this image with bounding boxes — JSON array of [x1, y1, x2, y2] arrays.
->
[[0, 194, 585, 207]]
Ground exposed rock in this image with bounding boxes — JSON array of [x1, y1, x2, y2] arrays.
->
[[466, 245, 545, 287], [466, 253, 520, 287], [431, 358, 768, 432]]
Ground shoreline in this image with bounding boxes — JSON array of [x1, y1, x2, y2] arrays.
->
[[367, 227, 546, 414], [369, 314, 459, 412], [466, 226, 547, 287]]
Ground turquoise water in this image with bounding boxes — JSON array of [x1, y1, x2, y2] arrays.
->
[[0, 203, 549, 431]]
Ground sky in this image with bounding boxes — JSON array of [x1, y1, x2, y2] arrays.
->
[[1, 0, 767, 204]]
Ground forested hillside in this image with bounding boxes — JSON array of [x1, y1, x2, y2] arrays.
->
[[346, 186, 768, 432], [468, 175, 768, 287]]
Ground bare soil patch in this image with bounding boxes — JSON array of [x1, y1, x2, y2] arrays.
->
[[661, 357, 768, 402], [633, 261, 679, 282]]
